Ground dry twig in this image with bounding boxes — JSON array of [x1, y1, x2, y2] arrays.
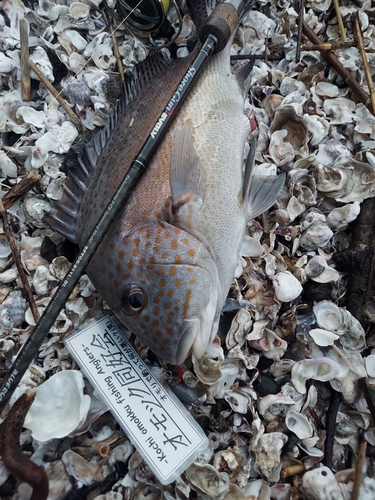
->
[[296, 0, 304, 61], [110, 21, 125, 83], [2, 172, 41, 211], [301, 41, 355, 51], [351, 440, 367, 500], [20, 19, 31, 101], [324, 390, 341, 469], [333, 0, 347, 41], [0, 199, 40, 323], [302, 22, 372, 112], [353, 12, 375, 115], [280, 464, 306, 479], [29, 60, 85, 132], [0, 391, 49, 500]]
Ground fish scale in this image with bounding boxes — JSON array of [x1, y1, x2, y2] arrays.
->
[[45, 1, 285, 364]]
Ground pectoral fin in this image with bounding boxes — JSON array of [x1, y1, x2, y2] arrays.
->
[[247, 173, 286, 220], [170, 125, 204, 203], [243, 135, 257, 203]]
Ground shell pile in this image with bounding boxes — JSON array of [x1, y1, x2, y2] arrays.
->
[[0, 0, 375, 499]]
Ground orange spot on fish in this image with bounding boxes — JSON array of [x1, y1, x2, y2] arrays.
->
[[175, 255, 181, 264], [163, 338, 170, 345], [171, 240, 178, 250], [149, 283, 155, 291], [190, 279, 196, 285], [146, 273, 152, 280], [144, 315, 150, 322], [108, 272, 114, 279], [167, 289, 174, 298], [188, 249, 195, 257], [108, 257, 113, 264], [183, 238, 189, 246], [136, 269, 142, 277], [153, 306, 160, 315], [114, 279, 119, 286], [167, 312, 174, 324], [155, 236, 161, 244], [153, 246, 159, 253], [115, 230, 120, 236], [166, 327, 173, 336], [123, 273, 130, 280], [162, 252, 169, 259], [134, 238, 140, 247], [183, 289, 192, 318], [132, 248, 139, 257], [187, 267, 193, 273], [159, 279, 166, 286], [116, 264, 121, 272], [153, 291, 164, 304], [146, 232, 151, 239], [145, 241, 151, 248], [155, 330, 163, 337], [118, 249, 125, 259], [110, 243, 115, 250], [127, 262, 134, 270], [157, 226, 162, 234], [175, 279, 181, 287], [170, 267, 176, 277], [164, 302, 171, 309], [99, 250, 104, 257], [152, 319, 160, 327]]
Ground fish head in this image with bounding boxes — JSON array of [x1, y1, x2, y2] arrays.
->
[[97, 221, 221, 365]]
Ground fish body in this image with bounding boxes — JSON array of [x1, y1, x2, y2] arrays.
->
[[46, 2, 284, 364]]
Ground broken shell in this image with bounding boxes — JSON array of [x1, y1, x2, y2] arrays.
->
[[300, 221, 333, 250], [305, 256, 339, 283], [309, 328, 339, 346], [291, 358, 340, 394], [192, 343, 224, 385], [62, 450, 105, 485], [24, 370, 91, 441], [224, 390, 250, 414], [0, 290, 26, 328], [213, 447, 244, 482], [272, 271, 303, 302], [185, 462, 229, 497], [252, 432, 288, 482], [326, 202, 360, 231], [285, 410, 313, 439], [301, 466, 344, 500]]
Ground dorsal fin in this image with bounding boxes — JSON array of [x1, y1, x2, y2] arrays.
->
[[44, 52, 188, 243]]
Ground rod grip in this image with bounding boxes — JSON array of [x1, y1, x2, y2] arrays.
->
[[199, 3, 239, 53]]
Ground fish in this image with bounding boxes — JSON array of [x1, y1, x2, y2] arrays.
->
[[45, 0, 285, 365]]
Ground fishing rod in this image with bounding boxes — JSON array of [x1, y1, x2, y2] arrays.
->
[[0, 0, 248, 412]]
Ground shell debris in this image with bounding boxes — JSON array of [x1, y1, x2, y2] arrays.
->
[[0, 0, 375, 498]]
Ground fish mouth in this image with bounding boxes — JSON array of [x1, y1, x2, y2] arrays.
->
[[176, 316, 215, 365], [176, 318, 200, 365]]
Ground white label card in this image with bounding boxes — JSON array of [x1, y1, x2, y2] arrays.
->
[[64, 316, 208, 484]]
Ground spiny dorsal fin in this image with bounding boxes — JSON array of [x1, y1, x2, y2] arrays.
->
[[44, 52, 181, 243]]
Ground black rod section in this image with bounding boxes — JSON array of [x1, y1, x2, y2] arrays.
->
[[0, 34, 217, 412]]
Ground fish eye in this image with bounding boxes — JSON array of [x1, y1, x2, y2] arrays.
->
[[121, 285, 146, 315]]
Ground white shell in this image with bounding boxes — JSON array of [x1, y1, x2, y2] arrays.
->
[[326, 202, 360, 231], [24, 370, 91, 441], [291, 358, 340, 394], [192, 343, 224, 385], [285, 410, 313, 439], [305, 256, 339, 283], [252, 432, 288, 482], [309, 328, 339, 346], [272, 271, 303, 302], [301, 466, 344, 500]]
